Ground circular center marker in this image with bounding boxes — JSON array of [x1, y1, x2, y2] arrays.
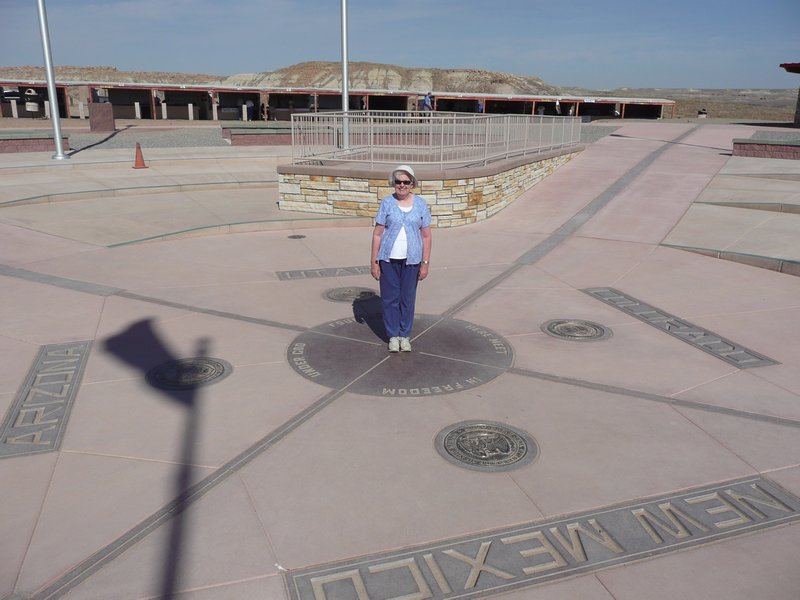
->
[[541, 319, 612, 341], [146, 357, 233, 390], [435, 421, 538, 472], [288, 315, 513, 396], [324, 287, 378, 303]]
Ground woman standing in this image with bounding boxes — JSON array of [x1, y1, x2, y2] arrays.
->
[[370, 165, 432, 352]]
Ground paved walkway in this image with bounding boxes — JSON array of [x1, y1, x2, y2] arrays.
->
[[1, 121, 800, 600]]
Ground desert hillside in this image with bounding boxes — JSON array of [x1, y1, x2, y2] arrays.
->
[[220, 61, 562, 95], [0, 65, 226, 86], [0, 61, 561, 95]]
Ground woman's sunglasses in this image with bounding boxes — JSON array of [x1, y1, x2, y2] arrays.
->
[[394, 180, 413, 186]]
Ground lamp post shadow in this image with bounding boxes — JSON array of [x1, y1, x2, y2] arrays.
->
[[104, 319, 208, 599]]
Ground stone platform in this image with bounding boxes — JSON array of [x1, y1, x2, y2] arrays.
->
[[277, 147, 582, 227]]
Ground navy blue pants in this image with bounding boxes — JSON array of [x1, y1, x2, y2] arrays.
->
[[379, 259, 420, 338]]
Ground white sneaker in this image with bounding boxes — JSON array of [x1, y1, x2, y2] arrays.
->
[[399, 337, 412, 352], [388, 337, 400, 352]]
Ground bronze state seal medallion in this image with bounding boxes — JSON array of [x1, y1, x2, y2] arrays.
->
[[435, 421, 538, 472]]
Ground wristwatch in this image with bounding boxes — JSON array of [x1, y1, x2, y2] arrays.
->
[[422, 260, 429, 264]]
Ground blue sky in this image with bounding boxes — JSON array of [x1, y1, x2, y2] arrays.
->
[[1, 0, 798, 89]]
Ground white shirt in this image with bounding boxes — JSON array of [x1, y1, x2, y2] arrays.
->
[[389, 205, 413, 259]]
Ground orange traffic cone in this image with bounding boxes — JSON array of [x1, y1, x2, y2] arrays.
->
[[133, 143, 148, 169]]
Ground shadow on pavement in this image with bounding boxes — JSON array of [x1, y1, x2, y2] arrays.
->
[[104, 319, 208, 599], [68, 125, 132, 155], [353, 292, 386, 342]]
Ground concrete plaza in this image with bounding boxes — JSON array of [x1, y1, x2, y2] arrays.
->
[[1, 119, 800, 600]]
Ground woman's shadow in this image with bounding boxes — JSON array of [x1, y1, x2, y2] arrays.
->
[[352, 291, 387, 342]]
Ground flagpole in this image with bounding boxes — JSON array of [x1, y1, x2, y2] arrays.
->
[[36, 0, 68, 160], [341, 0, 349, 149]]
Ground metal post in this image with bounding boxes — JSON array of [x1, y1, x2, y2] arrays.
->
[[524, 115, 530, 156], [538, 115, 543, 150], [36, 0, 68, 160], [429, 113, 433, 164], [340, 0, 350, 149], [472, 115, 477, 158], [505, 116, 510, 158], [439, 115, 445, 169], [291, 114, 297, 163], [369, 113, 374, 167]]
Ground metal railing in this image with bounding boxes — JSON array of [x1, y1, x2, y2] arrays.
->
[[290, 111, 581, 168]]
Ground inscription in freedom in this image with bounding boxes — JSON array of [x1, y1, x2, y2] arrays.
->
[[288, 317, 512, 396], [583, 287, 777, 368], [286, 477, 800, 599], [0, 341, 92, 458], [290, 337, 487, 395]]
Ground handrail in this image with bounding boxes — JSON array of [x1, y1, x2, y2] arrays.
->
[[290, 111, 581, 168]]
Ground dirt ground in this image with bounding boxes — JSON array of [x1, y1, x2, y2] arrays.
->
[[647, 91, 795, 121], [670, 98, 795, 120], [559, 86, 798, 121]]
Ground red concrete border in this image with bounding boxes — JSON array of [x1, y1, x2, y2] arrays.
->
[[229, 133, 292, 146], [733, 140, 800, 160], [0, 137, 69, 153]]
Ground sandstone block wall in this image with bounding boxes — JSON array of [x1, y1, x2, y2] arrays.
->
[[277, 148, 581, 227]]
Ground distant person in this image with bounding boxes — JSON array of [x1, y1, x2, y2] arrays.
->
[[476, 99, 484, 113], [370, 165, 432, 353], [422, 92, 433, 112], [245, 98, 254, 121]]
